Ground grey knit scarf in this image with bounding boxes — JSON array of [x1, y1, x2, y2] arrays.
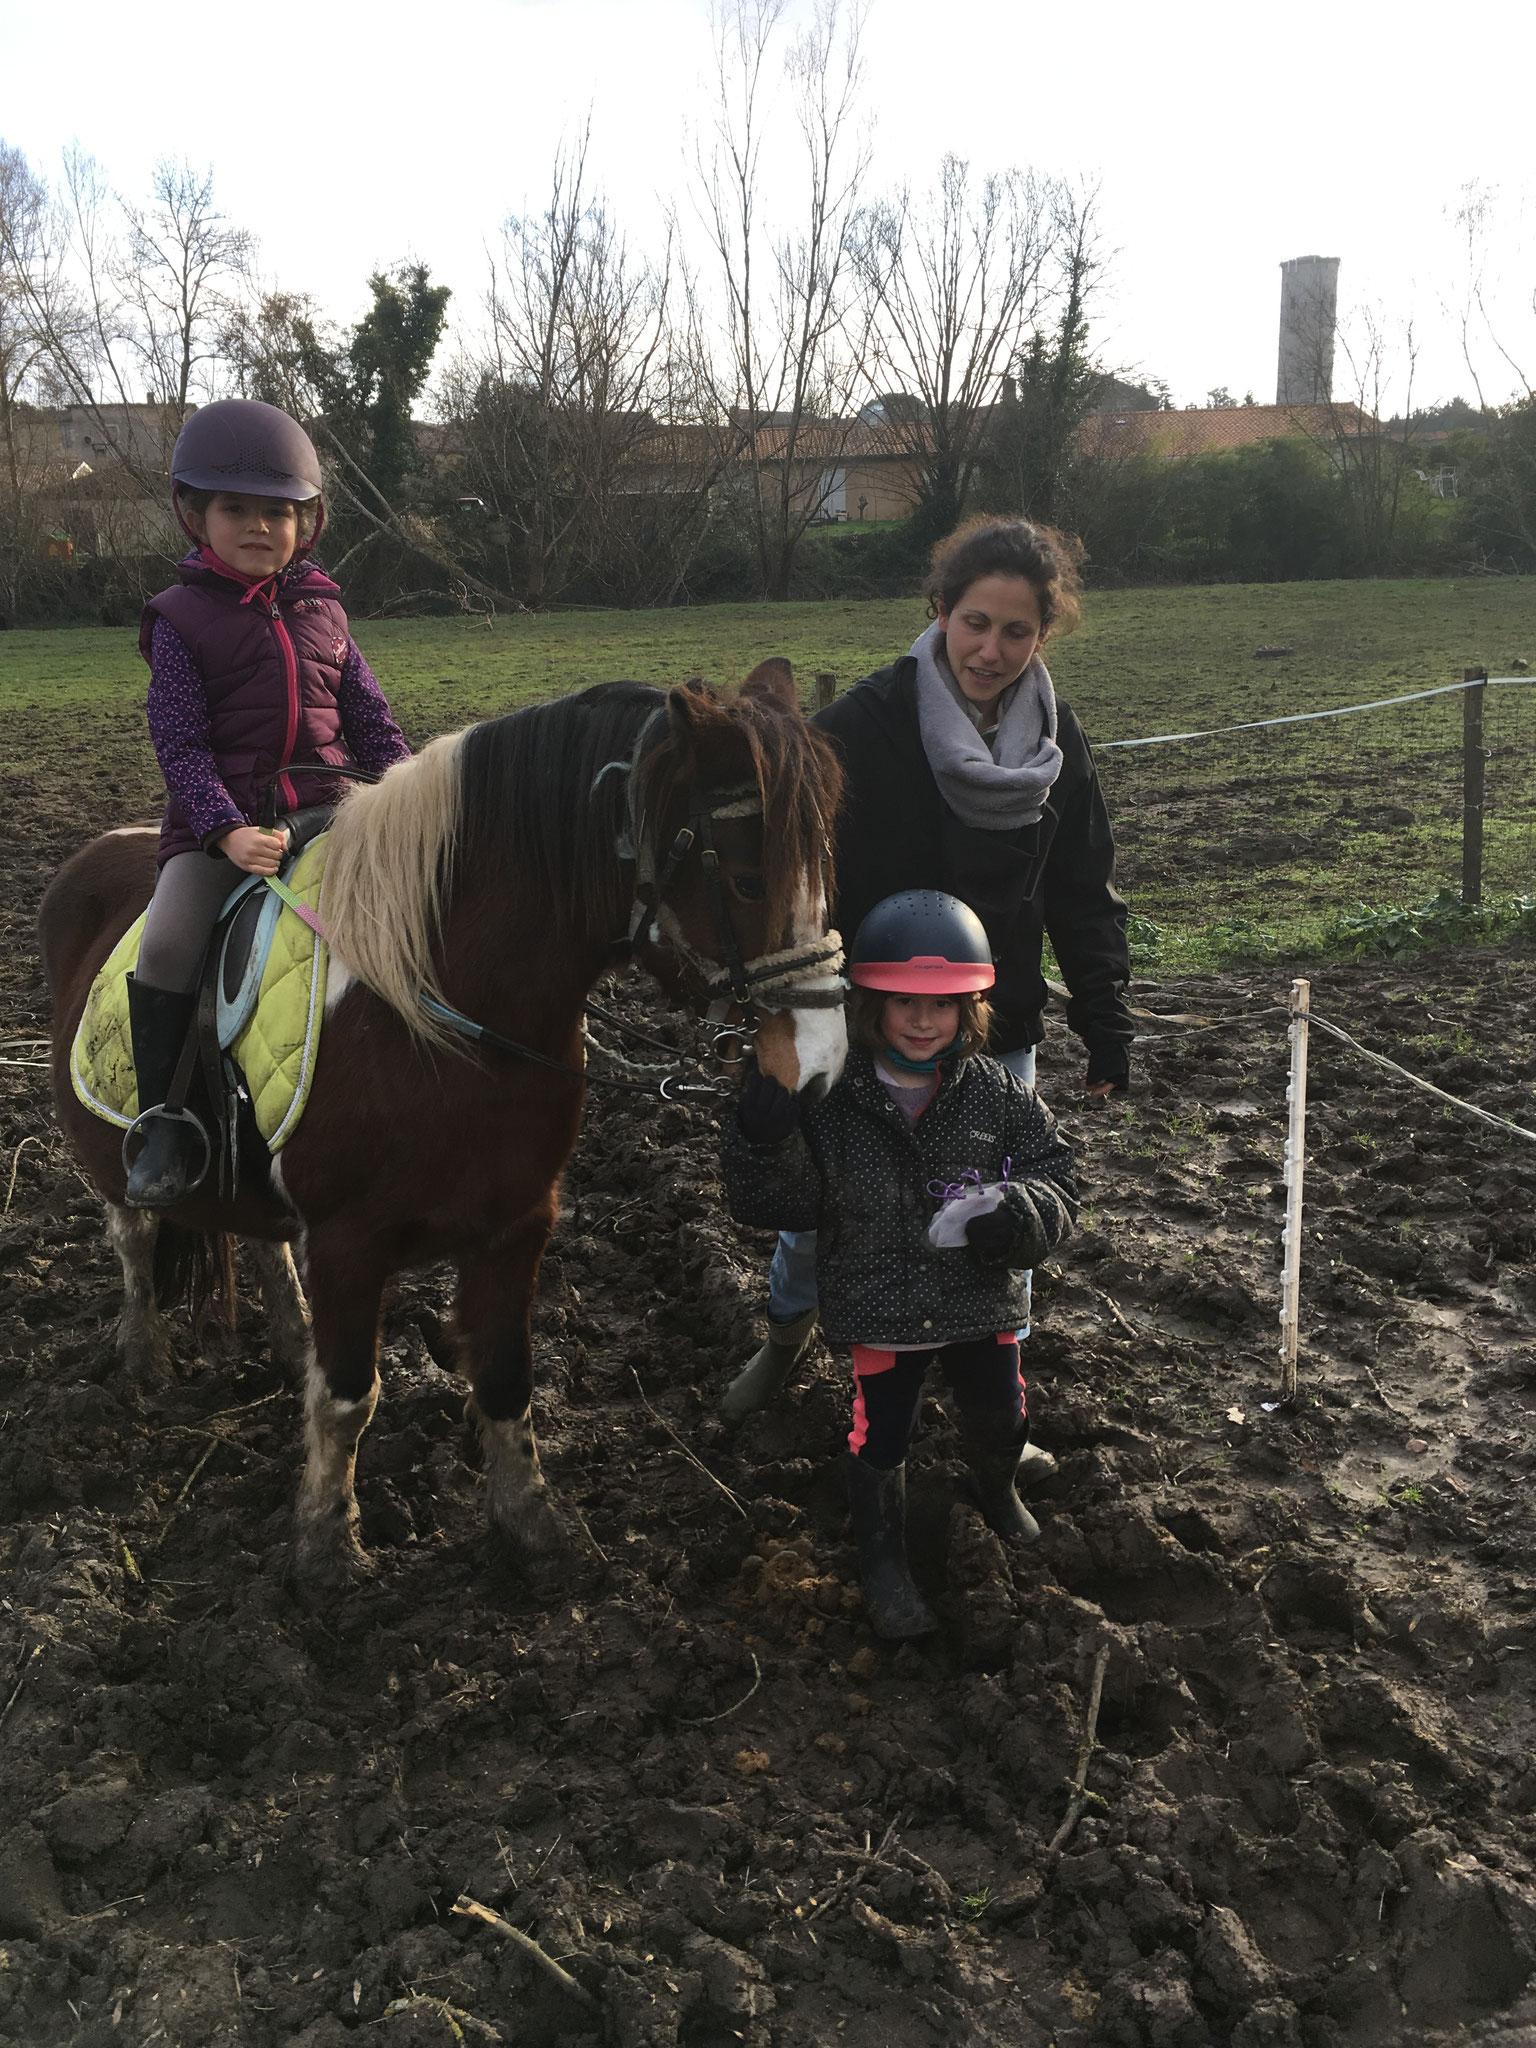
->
[[911, 619, 1063, 830]]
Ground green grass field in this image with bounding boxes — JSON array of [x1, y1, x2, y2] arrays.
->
[[4, 580, 1532, 964]]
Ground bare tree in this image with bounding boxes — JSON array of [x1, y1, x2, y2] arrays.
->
[[8, 148, 250, 483], [445, 126, 702, 606], [0, 142, 71, 616], [119, 160, 252, 416], [693, 0, 871, 598], [1451, 187, 1536, 564], [851, 154, 1057, 536], [978, 181, 1106, 524]]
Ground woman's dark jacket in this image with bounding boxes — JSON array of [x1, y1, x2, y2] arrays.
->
[[814, 659, 1132, 1080], [721, 1048, 1077, 1348]]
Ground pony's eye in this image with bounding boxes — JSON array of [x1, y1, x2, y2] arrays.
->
[[728, 871, 767, 903]]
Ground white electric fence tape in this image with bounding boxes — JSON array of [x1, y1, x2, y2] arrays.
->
[[1100, 674, 1534, 751]]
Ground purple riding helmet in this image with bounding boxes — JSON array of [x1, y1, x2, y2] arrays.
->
[[170, 398, 325, 546]]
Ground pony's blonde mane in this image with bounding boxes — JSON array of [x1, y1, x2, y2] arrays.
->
[[321, 732, 465, 1045]]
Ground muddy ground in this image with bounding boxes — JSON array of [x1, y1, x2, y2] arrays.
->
[[5, 757, 1536, 2046]]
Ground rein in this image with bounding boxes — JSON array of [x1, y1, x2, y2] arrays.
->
[[409, 702, 845, 1098], [417, 995, 728, 1100]]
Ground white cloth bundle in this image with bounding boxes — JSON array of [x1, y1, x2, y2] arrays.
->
[[925, 1163, 1012, 1248]]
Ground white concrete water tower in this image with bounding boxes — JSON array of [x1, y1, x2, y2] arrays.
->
[[1276, 255, 1340, 403]]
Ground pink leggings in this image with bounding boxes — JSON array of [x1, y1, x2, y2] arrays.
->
[[848, 1335, 1025, 1470]]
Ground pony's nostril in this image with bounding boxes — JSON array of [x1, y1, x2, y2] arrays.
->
[[798, 1072, 832, 1104]]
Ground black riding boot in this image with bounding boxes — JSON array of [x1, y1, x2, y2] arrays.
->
[[124, 976, 200, 1210], [960, 1418, 1043, 1548], [845, 1453, 937, 1640]]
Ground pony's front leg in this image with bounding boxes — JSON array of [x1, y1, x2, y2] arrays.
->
[[104, 1202, 173, 1384], [293, 1228, 386, 1588], [456, 1219, 563, 1557]]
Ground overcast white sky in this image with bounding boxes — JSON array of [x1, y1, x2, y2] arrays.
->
[[5, 0, 1534, 411]]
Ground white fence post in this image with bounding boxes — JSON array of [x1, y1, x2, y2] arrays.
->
[[1279, 977, 1312, 1400]]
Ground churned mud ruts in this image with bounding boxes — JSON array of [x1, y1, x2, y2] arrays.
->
[[5, 774, 1536, 2043]]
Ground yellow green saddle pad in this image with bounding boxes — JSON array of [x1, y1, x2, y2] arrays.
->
[[71, 834, 331, 1154]]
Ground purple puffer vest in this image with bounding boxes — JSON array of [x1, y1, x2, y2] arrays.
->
[[141, 555, 359, 863]]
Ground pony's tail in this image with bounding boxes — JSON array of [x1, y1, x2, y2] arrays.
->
[[152, 1223, 235, 1337]]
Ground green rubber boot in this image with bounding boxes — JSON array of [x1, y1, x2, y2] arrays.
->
[[721, 1305, 818, 1423]]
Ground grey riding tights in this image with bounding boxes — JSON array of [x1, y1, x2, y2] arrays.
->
[[136, 807, 321, 994], [136, 851, 250, 994]]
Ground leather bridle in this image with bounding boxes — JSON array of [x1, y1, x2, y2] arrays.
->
[[418, 706, 845, 1094]]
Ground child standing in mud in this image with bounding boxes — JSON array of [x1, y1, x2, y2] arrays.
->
[[720, 890, 1077, 1640], [126, 398, 410, 1211]]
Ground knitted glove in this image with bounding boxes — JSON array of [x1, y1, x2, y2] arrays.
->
[[967, 1178, 1075, 1267], [737, 1069, 800, 1148], [966, 1186, 1049, 1269]]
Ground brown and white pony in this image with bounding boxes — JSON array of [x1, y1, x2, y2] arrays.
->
[[39, 665, 844, 1586]]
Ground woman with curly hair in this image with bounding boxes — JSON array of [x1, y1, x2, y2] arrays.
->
[[724, 515, 1131, 1423]]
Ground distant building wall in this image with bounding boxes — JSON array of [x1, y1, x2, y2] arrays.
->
[[1277, 256, 1340, 404]]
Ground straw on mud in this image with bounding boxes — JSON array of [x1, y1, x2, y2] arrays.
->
[[629, 1368, 746, 1517], [806, 1816, 902, 1923], [3, 1135, 44, 1215], [677, 1648, 761, 1726], [451, 1896, 600, 2013], [1047, 1643, 1113, 1860], [382, 1994, 503, 2042], [147, 1440, 220, 1554], [1360, 1360, 1408, 1419], [155, 1424, 280, 1467], [0, 1643, 43, 1733]]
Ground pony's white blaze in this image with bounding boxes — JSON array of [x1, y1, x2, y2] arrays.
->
[[787, 999, 847, 1099], [784, 879, 847, 1098], [104, 824, 161, 838]]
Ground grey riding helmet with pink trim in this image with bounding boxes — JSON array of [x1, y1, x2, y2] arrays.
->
[[848, 890, 996, 994], [170, 399, 325, 545]]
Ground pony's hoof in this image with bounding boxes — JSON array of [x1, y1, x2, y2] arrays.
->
[[116, 1322, 175, 1390], [488, 1485, 567, 1559], [293, 1507, 375, 1594]]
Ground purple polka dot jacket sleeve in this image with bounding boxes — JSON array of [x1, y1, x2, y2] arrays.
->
[[147, 617, 248, 850], [336, 640, 412, 781]]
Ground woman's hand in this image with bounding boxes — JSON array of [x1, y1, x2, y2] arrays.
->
[[217, 824, 290, 875], [737, 1069, 800, 1148], [1084, 1047, 1130, 1099]]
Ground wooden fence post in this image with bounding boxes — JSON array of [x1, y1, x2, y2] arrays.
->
[[1462, 666, 1488, 906], [814, 672, 836, 712]]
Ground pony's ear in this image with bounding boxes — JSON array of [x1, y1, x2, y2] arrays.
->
[[667, 678, 719, 751], [741, 657, 797, 711]]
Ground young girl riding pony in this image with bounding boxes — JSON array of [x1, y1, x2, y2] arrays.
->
[[125, 398, 411, 1209], [721, 890, 1078, 1639]]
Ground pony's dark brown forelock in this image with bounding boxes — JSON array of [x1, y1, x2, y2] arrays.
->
[[454, 679, 841, 947], [637, 688, 841, 946]]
